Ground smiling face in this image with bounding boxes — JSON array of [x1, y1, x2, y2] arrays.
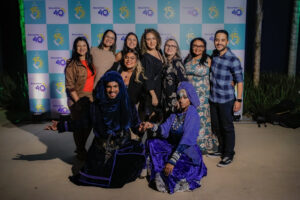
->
[[124, 52, 137, 70], [76, 40, 88, 59], [106, 81, 119, 99], [145, 32, 157, 50], [126, 34, 138, 50], [214, 32, 229, 53], [103, 31, 116, 48], [164, 40, 177, 58], [177, 89, 190, 112], [192, 39, 205, 57]]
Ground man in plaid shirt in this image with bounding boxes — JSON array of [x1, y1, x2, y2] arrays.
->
[[208, 30, 243, 167]]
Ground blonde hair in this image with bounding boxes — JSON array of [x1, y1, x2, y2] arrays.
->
[[140, 28, 161, 55], [123, 49, 147, 83]]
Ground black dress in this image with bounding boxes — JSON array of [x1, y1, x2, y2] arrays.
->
[[139, 52, 163, 121]]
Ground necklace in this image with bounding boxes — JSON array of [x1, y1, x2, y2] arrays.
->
[[171, 113, 186, 130]]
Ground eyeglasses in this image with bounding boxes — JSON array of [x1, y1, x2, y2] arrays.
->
[[165, 44, 177, 49], [192, 45, 205, 49], [105, 35, 115, 40]]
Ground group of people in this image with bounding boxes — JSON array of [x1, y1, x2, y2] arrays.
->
[[49, 28, 243, 193]]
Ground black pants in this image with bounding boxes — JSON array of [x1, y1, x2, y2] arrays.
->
[[210, 100, 235, 159]]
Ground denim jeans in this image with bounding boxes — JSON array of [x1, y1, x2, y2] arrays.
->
[[210, 100, 235, 159]]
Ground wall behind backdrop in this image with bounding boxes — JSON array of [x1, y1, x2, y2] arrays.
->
[[23, 0, 247, 117]]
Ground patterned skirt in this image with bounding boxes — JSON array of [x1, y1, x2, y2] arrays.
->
[[147, 139, 207, 194]]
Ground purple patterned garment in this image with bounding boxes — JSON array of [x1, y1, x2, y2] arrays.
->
[[147, 81, 207, 194]]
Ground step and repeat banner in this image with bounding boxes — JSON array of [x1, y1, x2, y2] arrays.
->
[[23, 0, 247, 117]]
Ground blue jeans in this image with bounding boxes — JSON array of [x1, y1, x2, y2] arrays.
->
[[210, 100, 235, 159]]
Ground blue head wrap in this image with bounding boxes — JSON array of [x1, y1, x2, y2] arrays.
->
[[177, 81, 200, 108], [94, 71, 132, 133]]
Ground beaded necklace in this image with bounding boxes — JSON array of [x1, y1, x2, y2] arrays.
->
[[171, 113, 186, 130]]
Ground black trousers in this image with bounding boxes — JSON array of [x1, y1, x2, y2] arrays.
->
[[210, 100, 235, 159]]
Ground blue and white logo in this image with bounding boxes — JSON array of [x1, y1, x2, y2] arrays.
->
[[46, 0, 68, 24], [225, 24, 245, 50], [91, 0, 113, 24], [50, 74, 66, 98], [25, 24, 48, 50], [30, 99, 50, 113]]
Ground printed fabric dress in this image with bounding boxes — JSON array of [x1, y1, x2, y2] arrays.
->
[[185, 59, 218, 154]]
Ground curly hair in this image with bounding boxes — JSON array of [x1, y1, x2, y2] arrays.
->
[[140, 28, 161, 55]]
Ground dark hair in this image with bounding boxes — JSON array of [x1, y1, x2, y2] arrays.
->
[[214, 29, 229, 40], [71, 36, 94, 75], [98, 29, 117, 54], [140, 28, 162, 55], [122, 32, 140, 54], [184, 37, 209, 66]]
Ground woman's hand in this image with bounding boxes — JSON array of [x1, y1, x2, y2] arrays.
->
[[138, 122, 154, 132], [152, 95, 158, 106], [164, 163, 174, 176]]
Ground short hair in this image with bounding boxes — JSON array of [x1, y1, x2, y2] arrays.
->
[[214, 29, 229, 40]]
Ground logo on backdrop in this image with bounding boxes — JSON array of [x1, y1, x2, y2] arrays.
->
[[97, 7, 111, 16], [55, 81, 65, 95], [74, 3, 86, 20], [208, 6, 219, 19], [119, 5, 130, 19], [138, 6, 155, 17], [32, 56, 43, 70], [52, 7, 66, 17], [164, 5, 175, 19], [57, 105, 69, 114], [229, 7, 244, 17], [184, 7, 200, 17], [35, 104, 45, 112], [55, 57, 67, 67], [53, 33, 64, 46], [230, 30, 240, 46], [32, 34, 45, 44], [30, 5, 41, 20], [33, 82, 47, 93], [186, 32, 196, 45]]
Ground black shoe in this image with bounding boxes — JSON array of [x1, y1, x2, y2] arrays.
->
[[206, 152, 222, 158], [217, 157, 233, 167]]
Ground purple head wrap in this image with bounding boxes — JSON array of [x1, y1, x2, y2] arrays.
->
[[177, 81, 200, 108]]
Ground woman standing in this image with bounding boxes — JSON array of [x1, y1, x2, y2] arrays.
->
[[109, 49, 146, 106], [65, 37, 95, 160], [139, 28, 164, 122], [184, 37, 218, 154], [115, 32, 141, 62], [161, 38, 186, 120], [91, 29, 117, 86]]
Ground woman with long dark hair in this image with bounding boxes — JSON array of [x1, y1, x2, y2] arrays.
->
[[115, 32, 141, 62], [65, 36, 95, 160], [184, 37, 219, 155], [91, 29, 117, 86]]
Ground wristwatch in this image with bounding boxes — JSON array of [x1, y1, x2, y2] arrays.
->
[[236, 98, 242, 102]]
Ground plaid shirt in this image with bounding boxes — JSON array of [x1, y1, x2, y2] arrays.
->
[[210, 48, 243, 103]]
